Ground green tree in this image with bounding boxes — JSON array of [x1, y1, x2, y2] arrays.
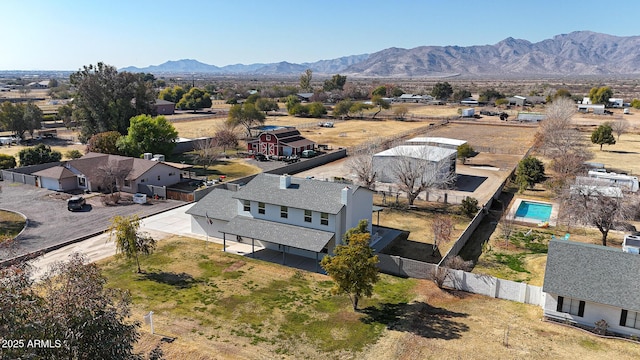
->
[[515, 156, 545, 192], [70, 62, 156, 142], [460, 196, 479, 218], [333, 100, 353, 119], [255, 97, 279, 114], [631, 99, 640, 109], [349, 102, 372, 118], [116, 115, 178, 157], [158, 85, 186, 103], [494, 98, 509, 106], [0, 153, 16, 169], [285, 94, 301, 113], [391, 87, 404, 97], [0, 101, 26, 139], [478, 88, 505, 103], [176, 87, 212, 113], [371, 85, 387, 97], [457, 143, 475, 164], [307, 102, 327, 118], [108, 214, 157, 273], [18, 144, 62, 166], [589, 86, 614, 105], [57, 103, 74, 128], [0, 253, 141, 360], [320, 220, 379, 310], [452, 89, 472, 102], [23, 102, 43, 138], [65, 149, 83, 159], [86, 131, 123, 155], [431, 82, 453, 100], [300, 69, 313, 91], [554, 88, 572, 99], [371, 95, 391, 119], [591, 123, 616, 150], [227, 103, 266, 137], [323, 74, 347, 91]]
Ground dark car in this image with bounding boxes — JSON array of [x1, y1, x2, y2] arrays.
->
[[254, 153, 269, 161], [67, 196, 86, 211]]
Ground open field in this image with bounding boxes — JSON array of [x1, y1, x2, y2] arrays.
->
[[583, 131, 640, 175], [99, 236, 640, 360]]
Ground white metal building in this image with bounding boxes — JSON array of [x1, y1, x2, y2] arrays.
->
[[372, 145, 457, 184]]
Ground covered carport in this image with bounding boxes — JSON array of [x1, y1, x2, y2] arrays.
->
[[220, 216, 334, 273]]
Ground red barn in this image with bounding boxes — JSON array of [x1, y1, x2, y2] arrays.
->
[[247, 128, 315, 156]]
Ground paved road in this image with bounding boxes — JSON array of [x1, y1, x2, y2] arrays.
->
[[0, 182, 185, 260]]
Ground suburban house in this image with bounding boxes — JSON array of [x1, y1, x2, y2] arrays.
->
[[247, 128, 315, 156], [31, 152, 186, 194], [154, 99, 175, 115], [186, 173, 374, 263], [543, 240, 640, 337], [372, 145, 457, 184], [405, 137, 467, 150], [27, 80, 49, 88]]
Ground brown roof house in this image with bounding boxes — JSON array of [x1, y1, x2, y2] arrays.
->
[[33, 152, 184, 194]]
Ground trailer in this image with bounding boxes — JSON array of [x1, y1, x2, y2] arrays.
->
[[588, 170, 639, 192], [461, 108, 475, 117]]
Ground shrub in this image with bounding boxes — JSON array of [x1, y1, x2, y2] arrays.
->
[[65, 149, 83, 159], [460, 196, 479, 218]]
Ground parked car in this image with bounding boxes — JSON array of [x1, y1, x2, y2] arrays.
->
[[67, 196, 86, 211], [284, 155, 299, 164], [254, 153, 269, 161], [301, 150, 317, 158]]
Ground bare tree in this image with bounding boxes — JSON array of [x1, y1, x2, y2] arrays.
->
[[432, 256, 473, 288], [537, 97, 582, 155], [386, 146, 457, 206], [499, 205, 516, 247], [561, 182, 639, 246], [610, 119, 630, 141], [214, 124, 239, 153], [432, 215, 453, 255], [96, 159, 130, 194], [346, 154, 377, 189], [191, 137, 222, 171]]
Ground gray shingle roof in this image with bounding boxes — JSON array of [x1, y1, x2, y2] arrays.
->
[[185, 188, 237, 221], [233, 173, 361, 214], [543, 240, 640, 312], [221, 216, 334, 252]]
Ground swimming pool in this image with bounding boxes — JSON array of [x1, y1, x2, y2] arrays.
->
[[254, 125, 287, 131], [515, 201, 553, 222]]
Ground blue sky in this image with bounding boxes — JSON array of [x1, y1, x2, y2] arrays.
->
[[3, 0, 639, 70]]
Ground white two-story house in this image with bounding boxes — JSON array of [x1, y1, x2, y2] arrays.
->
[[187, 173, 374, 263]]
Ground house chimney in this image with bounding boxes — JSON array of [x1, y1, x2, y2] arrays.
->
[[341, 186, 351, 205], [280, 174, 292, 189]]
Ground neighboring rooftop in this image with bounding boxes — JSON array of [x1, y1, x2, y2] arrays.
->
[[543, 240, 640, 312], [406, 137, 467, 147], [374, 145, 457, 161]]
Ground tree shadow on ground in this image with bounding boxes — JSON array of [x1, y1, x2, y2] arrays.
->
[[141, 271, 198, 289], [361, 302, 469, 340]]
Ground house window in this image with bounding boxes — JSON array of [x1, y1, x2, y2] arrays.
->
[[620, 310, 640, 330], [78, 177, 86, 187], [157, 175, 161, 181], [280, 206, 288, 218], [304, 210, 312, 223], [557, 296, 585, 317], [266, 135, 271, 141], [243, 200, 250, 212], [258, 202, 265, 214], [320, 212, 328, 225], [124, 179, 130, 187]]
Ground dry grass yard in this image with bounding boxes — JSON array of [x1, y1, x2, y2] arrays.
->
[[102, 236, 640, 360]]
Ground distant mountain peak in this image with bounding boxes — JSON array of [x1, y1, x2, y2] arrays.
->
[[121, 32, 640, 77]]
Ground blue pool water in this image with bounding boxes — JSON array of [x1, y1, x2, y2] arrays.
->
[[255, 125, 286, 131], [515, 201, 552, 222]]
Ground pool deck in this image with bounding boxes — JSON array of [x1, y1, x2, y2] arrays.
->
[[507, 198, 559, 227]]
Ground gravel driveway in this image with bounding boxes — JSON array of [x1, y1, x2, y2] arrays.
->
[[0, 182, 185, 260]]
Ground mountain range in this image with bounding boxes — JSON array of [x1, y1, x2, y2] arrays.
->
[[120, 31, 640, 77]]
